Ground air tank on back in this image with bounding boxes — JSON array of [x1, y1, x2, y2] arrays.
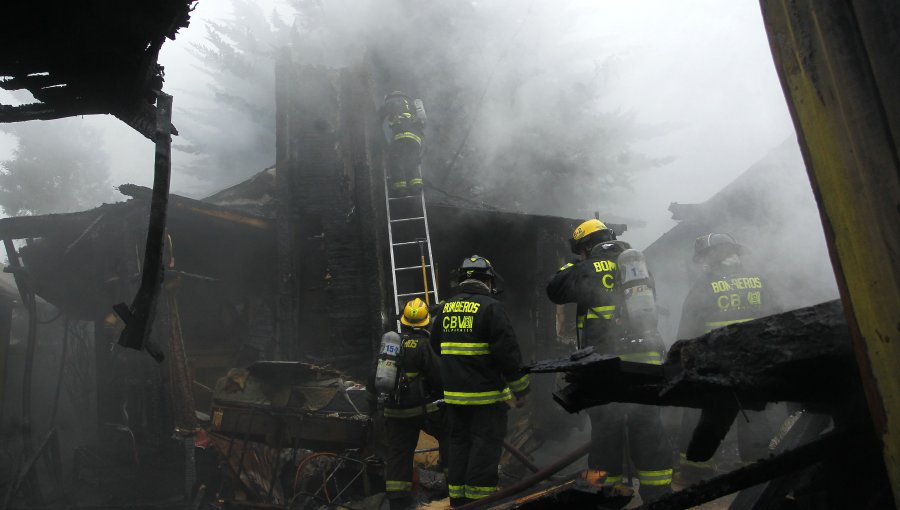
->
[[413, 98, 427, 126], [374, 331, 402, 397], [617, 248, 658, 335]]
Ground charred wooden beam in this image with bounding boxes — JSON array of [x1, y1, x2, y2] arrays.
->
[[645, 430, 844, 510], [0, 101, 107, 123], [112, 93, 173, 363], [118, 184, 271, 230], [528, 300, 855, 414]]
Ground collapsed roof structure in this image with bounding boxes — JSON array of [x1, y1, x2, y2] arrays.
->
[[1, 0, 193, 138], [0, 1, 195, 507]]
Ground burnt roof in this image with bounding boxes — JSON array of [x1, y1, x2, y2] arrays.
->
[[0, 0, 195, 138]]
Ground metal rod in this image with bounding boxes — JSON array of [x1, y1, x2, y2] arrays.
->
[[3, 240, 37, 468], [456, 441, 592, 510], [503, 440, 540, 474]]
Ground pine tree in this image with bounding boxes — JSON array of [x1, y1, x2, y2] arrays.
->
[[0, 119, 112, 216]]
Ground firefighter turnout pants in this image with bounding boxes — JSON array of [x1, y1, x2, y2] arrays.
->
[[679, 406, 775, 467], [447, 402, 508, 506], [388, 138, 422, 193], [588, 403, 673, 493], [385, 409, 447, 501]]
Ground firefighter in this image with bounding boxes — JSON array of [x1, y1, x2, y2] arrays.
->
[[381, 91, 425, 196], [431, 255, 530, 507], [374, 298, 446, 510], [546, 219, 673, 502], [676, 233, 781, 481]]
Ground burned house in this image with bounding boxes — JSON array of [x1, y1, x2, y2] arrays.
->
[[0, 57, 611, 507]]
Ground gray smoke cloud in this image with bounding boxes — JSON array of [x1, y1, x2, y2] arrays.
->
[[0, 1, 838, 316]]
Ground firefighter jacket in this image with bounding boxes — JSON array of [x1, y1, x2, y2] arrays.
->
[[677, 264, 781, 340], [372, 328, 443, 419], [381, 96, 424, 146], [547, 241, 629, 347], [430, 281, 530, 406]]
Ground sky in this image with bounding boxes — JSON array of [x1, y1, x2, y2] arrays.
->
[[0, 0, 801, 250]]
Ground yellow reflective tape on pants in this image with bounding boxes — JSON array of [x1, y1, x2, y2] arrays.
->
[[619, 351, 662, 365], [465, 485, 497, 499], [405, 372, 419, 378], [386, 480, 413, 492], [704, 318, 752, 332], [392, 181, 407, 189], [448, 484, 465, 498], [605, 475, 623, 484], [441, 342, 490, 355], [410, 177, 423, 185], [508, 374, 530, 393], [394, 132, 422, 144], [638, 469, 673, 486], [444, 388, 511, 405]]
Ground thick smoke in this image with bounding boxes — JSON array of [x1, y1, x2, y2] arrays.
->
[[647, 139, 840, 345]]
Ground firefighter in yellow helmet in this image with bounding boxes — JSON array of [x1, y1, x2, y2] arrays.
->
[[370, 298, 446, 510], [547, 219, 672, 502], [431, 256, 529, 507], [380, 91, 426, 196]]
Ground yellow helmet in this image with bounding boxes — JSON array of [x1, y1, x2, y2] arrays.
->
[[400, 297, 430, 327], [570, 219, 615, 253]]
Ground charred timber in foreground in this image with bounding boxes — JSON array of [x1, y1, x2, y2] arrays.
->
[[527, 300, 893, 509], [527, 299, 854, 414]]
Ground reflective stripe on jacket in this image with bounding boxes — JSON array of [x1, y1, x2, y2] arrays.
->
[[431, 282, 529, 405], [546, 241, 630, 347], [676, 267, 781, 340]]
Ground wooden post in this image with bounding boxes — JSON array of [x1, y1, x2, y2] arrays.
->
[[274, 51, 298, 361], [0, 299, 12, 429], [760, 1, 900, 504]]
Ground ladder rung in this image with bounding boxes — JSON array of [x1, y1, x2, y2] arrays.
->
[[397, 291, 436, 298], [390, 217, 425, 223], [392, 241, 424, 247], [388, 195, 421, 201], [396, 265, 431, 271]]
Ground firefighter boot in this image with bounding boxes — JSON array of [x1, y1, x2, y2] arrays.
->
[[388, 495, 416, 510], [640, 483, 673, 504], [390, 179, 408, 197], [408, 175, 423, 196]]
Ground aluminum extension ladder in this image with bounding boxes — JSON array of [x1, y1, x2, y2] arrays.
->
[[383, 177, 440, 327]]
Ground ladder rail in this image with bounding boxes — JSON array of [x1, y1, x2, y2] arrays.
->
[[419, 189, 440, 304], [383, 166, 440, 331], [383, 178, 403, 323]]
